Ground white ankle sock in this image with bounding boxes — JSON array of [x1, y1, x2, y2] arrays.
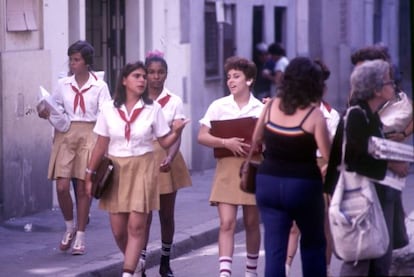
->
[[246, 252, 259, 276], [285, 264, 291, 277], [75, 231, 85, 240], [65, 220, 74, 232], [219, 256, 232, 277]]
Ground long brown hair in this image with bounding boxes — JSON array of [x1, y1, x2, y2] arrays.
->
[[113, 61, 153, 108]]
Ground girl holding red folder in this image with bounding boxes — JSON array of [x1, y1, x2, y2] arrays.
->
[[198, 56, 264, 277]]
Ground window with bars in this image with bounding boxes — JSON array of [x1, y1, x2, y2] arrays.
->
[[204, 2, 220, 78]]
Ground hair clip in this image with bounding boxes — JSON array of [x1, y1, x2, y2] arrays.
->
[[146, 49, 164, 58]]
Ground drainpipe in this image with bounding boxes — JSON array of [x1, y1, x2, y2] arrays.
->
[[216, 0, 225, 91], [139, 0, 146, 59], [411, 1, 414, 95]]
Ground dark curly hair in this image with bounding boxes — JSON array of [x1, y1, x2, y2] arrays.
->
[[350, 46, 389, 65], [113, 61, 153, 108], [314, 59, 330, 81], [277, 57, 324, 115], [267, 43, 286, 56], [67, 40, 95, 69], [224, 56, 257, 86]]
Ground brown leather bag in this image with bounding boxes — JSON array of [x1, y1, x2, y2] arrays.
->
[[91, 156, 114, 199], [239, 160, 261, 194]]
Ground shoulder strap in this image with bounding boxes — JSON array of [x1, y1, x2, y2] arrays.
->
[[340, 106, 368, 170], [299, 106, 316, 126], [266, 98, 274, 123]]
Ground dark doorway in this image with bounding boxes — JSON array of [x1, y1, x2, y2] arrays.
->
[[252, 6, 265, 64], [86, 0, 125, 94]]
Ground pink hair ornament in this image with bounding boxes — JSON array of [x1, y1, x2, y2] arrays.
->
[[146, 50, 164, 58]]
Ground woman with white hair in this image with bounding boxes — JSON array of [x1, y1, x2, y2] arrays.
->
[[325, 59, 409, 276]]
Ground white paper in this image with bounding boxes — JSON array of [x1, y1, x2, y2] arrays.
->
[[36, 86, 70, 132], [368, 136, 414, 163]]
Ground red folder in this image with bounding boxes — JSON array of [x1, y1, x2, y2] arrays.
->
[[210, 117, 262, 158]]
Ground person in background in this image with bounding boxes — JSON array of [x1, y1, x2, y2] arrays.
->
[[324, 59, 409, 276], [198, 56, 263, 277], [84, 61, 189, 277], [267, 43, 289, 95], [350, 45, 412, 252], [350, 45, 413, 142], [245, 57, 331, 277], [136, 52, 192, 277], [284, 59, 340, 277], [38, 40, 111, 255], [252, 42, 275, 101]]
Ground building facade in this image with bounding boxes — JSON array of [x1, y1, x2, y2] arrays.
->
[[0, 0, 411, 220]]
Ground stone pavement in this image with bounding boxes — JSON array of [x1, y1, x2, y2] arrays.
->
[[0, 169, 237, 277], [0, 165, 413, 277]]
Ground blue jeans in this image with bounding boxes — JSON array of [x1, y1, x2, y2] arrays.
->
[[256, 174, 326, 277]]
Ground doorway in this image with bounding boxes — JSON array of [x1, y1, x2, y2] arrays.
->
[[86, 0, 125, 93]]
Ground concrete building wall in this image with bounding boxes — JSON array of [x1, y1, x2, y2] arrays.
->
[[315, 0, 406, 113], [43, 0, 69, 89], [0, 49, 53, 219]]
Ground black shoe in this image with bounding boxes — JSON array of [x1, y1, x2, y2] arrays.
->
[[159, 265, 174, 277], [159, 256, 174, 277]]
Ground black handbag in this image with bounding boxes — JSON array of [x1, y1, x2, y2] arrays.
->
[[91, 156, 114, 199]]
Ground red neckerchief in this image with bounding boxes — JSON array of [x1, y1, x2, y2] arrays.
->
[[71, 73, 98, 114], [322, 100, 332, 113], [157, 94, 171, 108], [117, 107, 144, 141]]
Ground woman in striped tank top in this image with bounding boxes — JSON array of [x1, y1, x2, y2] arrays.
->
[[244, 57, 331, 277]]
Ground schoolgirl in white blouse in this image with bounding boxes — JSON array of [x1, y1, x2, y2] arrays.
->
[[198, 56, 263, 277], [39, 40, 111, 255], [136, 53, 192, 277], [84, 61, 188, 277]]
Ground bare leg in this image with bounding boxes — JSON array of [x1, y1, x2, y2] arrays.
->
[[324, 194, 333, 275], [159, 191, 177, 243], [74, 179, 90, 232], [243, 205, 261, 254], [158, 192, 177, 276], [218, 203, 238, 277], [243, 205, 261, 276], [286, 221, 300, 276], [56, 178, 73, 221], [119, 211, 148, 272], [217, 203, 238, 257], [109, 213, 129, 253]]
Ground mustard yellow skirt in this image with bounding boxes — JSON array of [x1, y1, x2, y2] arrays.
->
[[209, 156, 260, 206], [99, 152, 159, 214], [153, 141, 192, 194], [47, 122, 96, 180]]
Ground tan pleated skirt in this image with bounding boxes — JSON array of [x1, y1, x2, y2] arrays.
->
[[99, 152, 159, 214], [209, 156, 261, 206], [153, 141, 192, 194], [47, 122, 96, 180]]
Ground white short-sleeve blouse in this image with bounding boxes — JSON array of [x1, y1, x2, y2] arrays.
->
[[199, 94, 264, 128], [94, 99, 170, 157]]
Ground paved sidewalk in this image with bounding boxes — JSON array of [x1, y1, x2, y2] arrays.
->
[[0, 169, 245, 277], [0, 166, 413, 277]]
